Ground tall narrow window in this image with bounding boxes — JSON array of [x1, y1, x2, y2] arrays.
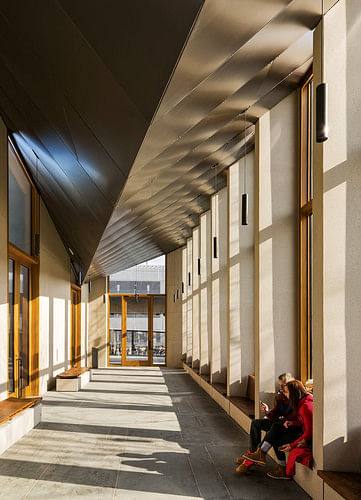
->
[[7, 138, 40, 398], [300, 75, 313, 382], [8, 142, 32, 254]]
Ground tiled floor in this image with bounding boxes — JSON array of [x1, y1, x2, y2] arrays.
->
[[0, 368, 310, 499]]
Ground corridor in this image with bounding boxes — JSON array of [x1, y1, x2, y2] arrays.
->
[[0, 369, 310, 499]]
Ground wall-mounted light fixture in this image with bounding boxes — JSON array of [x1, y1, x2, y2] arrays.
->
[[241, 109, 249, 225], [188, 272, 191, 286], [316, 0, 328, 143], [182, 282, 184, 293], [213, 236, 217, 259], [198, 258, 201, 276], [88, 281, 92, 294]]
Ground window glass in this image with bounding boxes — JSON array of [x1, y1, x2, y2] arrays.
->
[[153, 296, 165, 364], [8, 259, 15, 394], [109, 296, 122, 365], [8, 143, 32, 254], [109, 255, 165, 294]]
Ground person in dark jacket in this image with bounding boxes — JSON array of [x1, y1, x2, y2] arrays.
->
[[235, 373, 296, 474], [245, 380, 313, 480]]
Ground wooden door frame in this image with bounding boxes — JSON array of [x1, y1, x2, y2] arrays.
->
[[122, 295, 152, 367], [107, 293, 166, 367], [70, 284, 82, 367], [8, 243, 39, 398]]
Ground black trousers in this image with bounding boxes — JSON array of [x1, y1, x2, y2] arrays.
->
[[263, 421, 302, 461], [249, 418, 274, 452]]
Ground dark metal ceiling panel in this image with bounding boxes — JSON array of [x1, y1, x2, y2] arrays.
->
[[88, 0, 319, 279], [0, 0, 203, 274]]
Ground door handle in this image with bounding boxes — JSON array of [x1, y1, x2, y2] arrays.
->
[[148, 340, 152, 351]]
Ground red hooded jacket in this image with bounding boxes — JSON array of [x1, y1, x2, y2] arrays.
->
[[289, 393, 313, 449]]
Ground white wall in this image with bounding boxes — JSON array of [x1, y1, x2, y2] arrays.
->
[[255, 91, 299, 409], [81, 283, 89, 367], [186, 238, 193, 363], [313, 0, 361, 477], [211, 188, 228, 384], [200, 211, 211, 374], [192, 227, 200, 369], [228, 153, 255, 397], [166, 248, 183, 368], [38, 200, 71, 393]]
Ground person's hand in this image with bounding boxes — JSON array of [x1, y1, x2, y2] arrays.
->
[[296, 439, 306, 448], [283, 421, 292, 428], [260, 402, 269, 412], [278, 444, 291, 452]]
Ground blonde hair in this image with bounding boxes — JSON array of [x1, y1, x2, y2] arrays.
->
[[278, 373, 294, 384]]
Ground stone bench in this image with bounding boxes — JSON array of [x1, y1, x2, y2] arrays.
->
[[0, 397, 42, 456], [56, 367, 90, 392]]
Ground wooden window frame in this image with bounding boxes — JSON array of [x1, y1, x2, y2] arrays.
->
[[299, 73, 313, 383], [7, 137, 40, 398]]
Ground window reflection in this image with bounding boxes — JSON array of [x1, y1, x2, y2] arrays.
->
[[8, 143, 32, 255]]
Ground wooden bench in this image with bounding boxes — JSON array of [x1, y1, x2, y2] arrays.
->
[[0, 397, 42, 455], [318, 470, 361, 500], [56, 367, 90, 392]]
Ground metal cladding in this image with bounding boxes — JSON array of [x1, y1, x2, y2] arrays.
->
[[0, 1, 339, 279], [0, 0, 203, 277]]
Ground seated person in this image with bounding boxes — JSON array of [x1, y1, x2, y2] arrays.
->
[[245, 380, 313, 480], [235, 372, 296, 474]]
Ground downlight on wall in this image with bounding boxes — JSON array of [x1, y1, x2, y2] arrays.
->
[[211, 163, 218, 258], [316, 0, 328, 143], [241, 109, 249, 226]]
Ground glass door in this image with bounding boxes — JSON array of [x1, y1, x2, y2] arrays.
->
[[153, 296, 166, 365], [8, 257, 31, 398], [70, 286, 81, 367], [123, 296, 152, 366]]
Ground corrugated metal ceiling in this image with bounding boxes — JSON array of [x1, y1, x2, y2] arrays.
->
[[0, 0, 339, 280]]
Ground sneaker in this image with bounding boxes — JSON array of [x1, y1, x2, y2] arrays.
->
[[235, 451, 252, 464], [267, 466, 291, 480], [236, 461, 251, 474], [242, 448, 266, 465]]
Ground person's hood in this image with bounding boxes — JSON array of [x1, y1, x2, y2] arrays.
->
[[297, 393, 313, 409]]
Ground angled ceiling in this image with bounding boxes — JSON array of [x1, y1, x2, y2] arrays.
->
[[0, 0, 337, 280], [88, 0, 321, 279], [0, 0, 203, 275]]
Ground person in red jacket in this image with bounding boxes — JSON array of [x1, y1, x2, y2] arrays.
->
[[245, 380, 312, 480], [235, 373, 298, 474]]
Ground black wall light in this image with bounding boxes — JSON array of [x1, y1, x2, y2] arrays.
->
[[213, 236, 218, 259], [198, 258, 201, 276], [316, 0, 328, 143], [241, 109, 249, 226], [182, 281, 184, 293], [188, 272, 191, 286]]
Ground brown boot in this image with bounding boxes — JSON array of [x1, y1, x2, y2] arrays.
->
[[267, 466, 291, 480], [235, 450, 251, 464], [242, 447, 266, 465], [236, 460, 251, 474]]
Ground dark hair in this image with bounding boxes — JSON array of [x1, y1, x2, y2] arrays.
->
[[286, 380, 309, 410]]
